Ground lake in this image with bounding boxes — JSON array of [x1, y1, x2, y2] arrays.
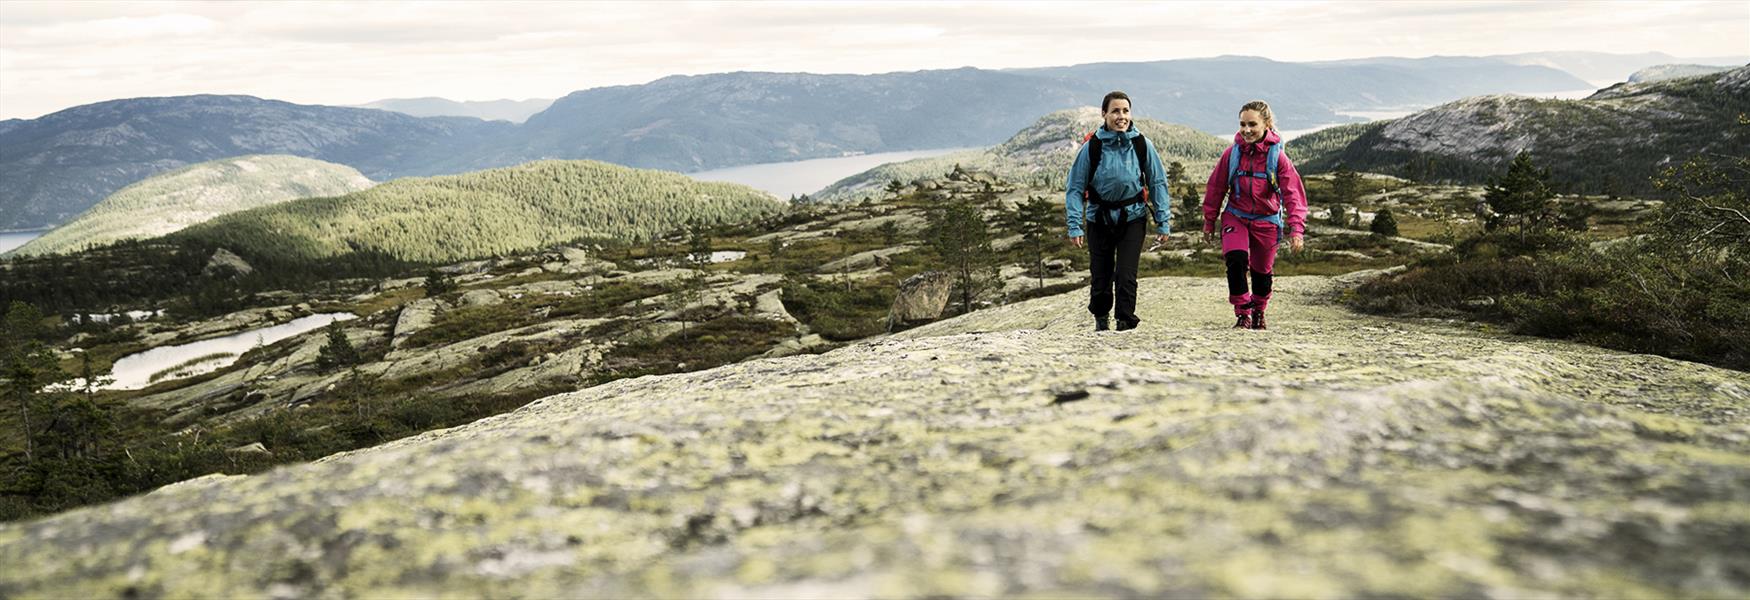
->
[[0, 230, 47, 255], [103, 313, 356, 390], [690, 147, 976, 199]]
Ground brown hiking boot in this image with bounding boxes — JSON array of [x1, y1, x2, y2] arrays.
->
[[1233, 313, 1251, 329], [1251, 307, 1267, 330]]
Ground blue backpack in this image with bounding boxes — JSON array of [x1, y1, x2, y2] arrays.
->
[[1224, 141, 1287, 242], [1080, 130, 1156, 226]]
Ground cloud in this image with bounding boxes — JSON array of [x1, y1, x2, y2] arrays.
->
[[1, 0, 1746, 119], [16, 13, 218, 44]]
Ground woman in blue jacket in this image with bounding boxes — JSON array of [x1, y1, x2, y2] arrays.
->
[[1065, 91, 1172, 331]]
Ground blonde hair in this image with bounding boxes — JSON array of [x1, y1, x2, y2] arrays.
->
[[1240, 100, 1276, 131]]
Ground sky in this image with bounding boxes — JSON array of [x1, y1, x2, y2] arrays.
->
[[1, 0, 1747, 120]]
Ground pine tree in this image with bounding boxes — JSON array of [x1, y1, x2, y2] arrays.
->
[[877, 221, 900, 246], [1011, 196, 1059, 290], [1332, 163, 1362, 206], [926, 198, 997, 314], [1484, 151, 1555, 242], [687, 225, 713, 269], [315, 321, 360, 372], [1370, 207, 1399, 237], [423, 270, 455, 297], [1169, 161, 1200, 230], [2, 301, 70, 462]]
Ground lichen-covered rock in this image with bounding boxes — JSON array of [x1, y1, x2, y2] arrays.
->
[[389, 298, 443, 351], [817, 246, 915, 274], [2, 276, 1746, 598], [888, 271, 953, 326], [458, 289, 504, 307], [202, 247, 253, 277], [753, 289, 801, 326]]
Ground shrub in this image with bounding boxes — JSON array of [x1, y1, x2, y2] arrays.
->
[[1370, 208, 1399, 237]]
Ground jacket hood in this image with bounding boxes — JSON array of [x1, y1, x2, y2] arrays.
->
[[1096, 125, 1141, 144], [1231, 129, 1283, 147]]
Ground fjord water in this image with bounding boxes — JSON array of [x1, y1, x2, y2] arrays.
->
[[690, 147, 976, 199], [0, 230, 46, 254]]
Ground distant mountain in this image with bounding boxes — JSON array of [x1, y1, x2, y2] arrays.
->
[[7, 155, 373, 258], [813, 108, 1228, 203], [0, 95, 515, 230], [172, 160, 787, 264], [1487, 51, 1748, 85], [354, 97, 555, 123], [1013, 55, 1590, 133], [509, 69, 1085, 173], [1629, 64, 1737, 83], [1294, 66, 1750, 195], [0, 55, 1637, 230], [1311, 56, 1594, 95]]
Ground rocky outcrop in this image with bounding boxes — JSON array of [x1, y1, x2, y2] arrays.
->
[[202, 248, 254, 277], [887, 271, 953, 327], [4, 276, 1744, 597], [1299, 66, 1750, 195], [389, 298, 443, 351], [458, 289, 504, 307], [816, 245, 915, 274]]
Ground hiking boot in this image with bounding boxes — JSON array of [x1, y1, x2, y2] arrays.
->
[[1115, 319, 1138, 331], [1095, 317, 1110, 331], [1251, 307, 1267, 330], [1233, 314, 1251, 329]]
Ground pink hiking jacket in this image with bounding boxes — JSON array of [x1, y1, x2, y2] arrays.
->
[[1202, 130, 1310, 236]]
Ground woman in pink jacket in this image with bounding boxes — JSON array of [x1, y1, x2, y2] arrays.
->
[[1201, 100, 1309, 330]]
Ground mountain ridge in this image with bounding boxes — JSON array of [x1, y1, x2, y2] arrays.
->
[[1292, 66, 1750, 192], [0, 54, 1657, 230]]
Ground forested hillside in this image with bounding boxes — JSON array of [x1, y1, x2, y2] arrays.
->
[[174, 160, 786, 263], [8, 155, 373, 257]]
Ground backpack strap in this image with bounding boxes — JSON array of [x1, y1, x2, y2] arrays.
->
[[1265, 143, 1283, 196], [1227, 141, 1285, 200], [1083, 131, 1101, 201], [1132, 134, 1151, 203]]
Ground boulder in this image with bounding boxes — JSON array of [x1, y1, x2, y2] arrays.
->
[[203, 248, 253, 277], [390, 298, 443, 351], [753, 289, 801, 326], [817, 246, 914, 274], [458, 289, 504, 307], [887, 271, 953, 327], [224, 442, 271, 458]]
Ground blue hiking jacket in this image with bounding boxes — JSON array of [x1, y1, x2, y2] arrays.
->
[[1064, 126, 1172, 238]]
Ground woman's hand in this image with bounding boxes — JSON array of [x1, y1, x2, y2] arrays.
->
[[1203, 230, 1217, 246], [1290, 234, 1305, 253], [1070, 236, 1085, 248]]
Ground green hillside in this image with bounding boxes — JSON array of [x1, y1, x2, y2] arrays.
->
[[7, 155, 374, 258], [813, 108, 1229, 202], [173, 160, 787, 263]]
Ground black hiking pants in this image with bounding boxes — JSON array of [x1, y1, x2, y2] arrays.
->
[[1087, 217, 1146, 326]]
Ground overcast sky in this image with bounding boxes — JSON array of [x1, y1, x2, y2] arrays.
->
[[2, 0, 1746, 120]]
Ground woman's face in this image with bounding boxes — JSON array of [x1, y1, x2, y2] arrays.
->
[[1104, 99, 1132, 132], [1239, 109, 1267, 143]]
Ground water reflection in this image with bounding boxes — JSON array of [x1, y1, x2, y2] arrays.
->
[[104, 313, 356, 390]]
